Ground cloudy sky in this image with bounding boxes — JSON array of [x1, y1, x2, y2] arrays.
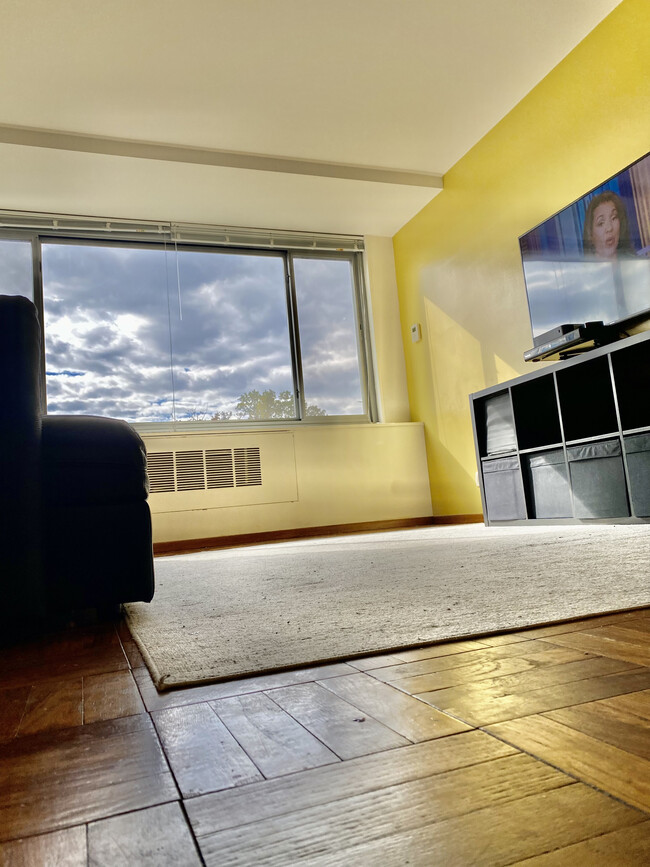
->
[[4, 239, 365, 423]]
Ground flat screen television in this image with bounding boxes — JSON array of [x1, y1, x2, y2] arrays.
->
[[520, 151, 650, 359]]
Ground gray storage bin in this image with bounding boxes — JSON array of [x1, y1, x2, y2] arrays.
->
[[566, 439, 629, 518], [624, 433, 650, 516], [482, 456, 526, 521], [524, 449, 572, 518]]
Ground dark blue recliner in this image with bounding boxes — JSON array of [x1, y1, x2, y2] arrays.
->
[[0, 295, 154, 640]]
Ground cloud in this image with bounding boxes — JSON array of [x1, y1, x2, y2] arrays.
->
[[40, 242, 364, 422], [0, 239, 33, 297]]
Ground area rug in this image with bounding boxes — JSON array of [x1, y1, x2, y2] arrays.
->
[[125, 522, 650, 690]]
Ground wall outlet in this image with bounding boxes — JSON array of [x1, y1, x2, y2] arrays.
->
[[410, 323, 422, 343]]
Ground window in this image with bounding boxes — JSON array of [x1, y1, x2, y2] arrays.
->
[[167, 248, 295, 423], [293, 257, 364, 416], [0, 215, 373, 427], [0, 238, 34, 300]]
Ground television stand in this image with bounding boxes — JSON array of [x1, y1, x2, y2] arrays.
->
[[470, 330, 650, 525]]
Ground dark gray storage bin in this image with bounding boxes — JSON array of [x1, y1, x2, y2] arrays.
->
[[623, 433, 650, 516], [566, 439, 629, 518], [482, 456, 526, 521], [523, 449, 572, 518]]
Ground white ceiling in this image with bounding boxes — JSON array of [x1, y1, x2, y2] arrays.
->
[[0, 0, 622, 236]]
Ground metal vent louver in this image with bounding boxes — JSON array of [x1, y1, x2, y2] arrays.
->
[[146, 447, 262, 493], [146, 452, 175, 493], [234, 447, 262, 487], [206, 449, 235, 488], [175, 450, 205, 491]]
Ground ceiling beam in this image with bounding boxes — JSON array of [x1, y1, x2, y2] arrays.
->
[[0, 124, 444, 189]]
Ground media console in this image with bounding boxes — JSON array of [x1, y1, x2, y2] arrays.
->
[[470, 330, 650, 525]]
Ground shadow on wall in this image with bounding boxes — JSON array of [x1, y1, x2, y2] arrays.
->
[[421, 249, 531, 388], [416, 251, 532, 515]]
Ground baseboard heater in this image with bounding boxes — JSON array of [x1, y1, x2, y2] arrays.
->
[[144, 432, 297, 512]]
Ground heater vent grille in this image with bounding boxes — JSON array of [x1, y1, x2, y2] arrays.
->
[[206, 448, 235, 489], [175, 450, 205, 491], [235, 446, 262, 487], [147, 447, 262, 494], [146, 452, 175, 493]]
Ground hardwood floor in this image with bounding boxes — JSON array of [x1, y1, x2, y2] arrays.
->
[[1, 608, 649, 864]]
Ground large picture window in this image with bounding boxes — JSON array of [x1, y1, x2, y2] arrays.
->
[[0, 216, 373, 427]]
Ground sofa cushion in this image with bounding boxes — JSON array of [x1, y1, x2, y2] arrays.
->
[[42, 415, 149, 505]]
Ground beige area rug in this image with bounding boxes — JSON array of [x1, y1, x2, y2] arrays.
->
[[125, 523, 650, 690]]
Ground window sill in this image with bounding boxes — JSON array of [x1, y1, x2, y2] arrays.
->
[[133, 416, 376, 437]]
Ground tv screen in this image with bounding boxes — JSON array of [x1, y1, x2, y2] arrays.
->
[[520, 151, 650, 345]]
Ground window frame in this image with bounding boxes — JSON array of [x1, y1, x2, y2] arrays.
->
[[0, 216, 376, 430]]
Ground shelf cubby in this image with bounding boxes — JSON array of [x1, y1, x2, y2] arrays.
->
[[475, 390, 517, 457], [623, 433, 650, 517], [522, 448, 572, 519], [611, 341, 650, 432], [566, 439, 629, 519], [481, 455, 527, 521], [555, 356, 617, 442], [511, 375, 562, 450]]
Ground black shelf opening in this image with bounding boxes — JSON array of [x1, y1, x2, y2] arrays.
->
[[556, 356, 617, 442], [611, 341, 650, 431], [511, 376, 562, 450]]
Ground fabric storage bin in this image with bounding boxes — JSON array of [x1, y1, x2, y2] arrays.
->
[[482, 456, 526, 521], [523, 449, 572, 518], [566, 439, 629, 518], [623, 433, 650, 516]]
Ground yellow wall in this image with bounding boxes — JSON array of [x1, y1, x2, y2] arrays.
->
[[393, 0, 650, 517], [364, 235, 411, 423]]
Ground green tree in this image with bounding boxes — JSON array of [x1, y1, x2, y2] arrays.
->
[[217, 388, 326, 420], [181, 406, 219, 421]]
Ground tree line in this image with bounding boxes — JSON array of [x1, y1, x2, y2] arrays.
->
[[185, 389, 326, 421]]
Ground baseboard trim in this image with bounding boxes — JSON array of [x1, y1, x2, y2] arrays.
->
[[153, 515, 483, 556], [431, 514, 484, 525]]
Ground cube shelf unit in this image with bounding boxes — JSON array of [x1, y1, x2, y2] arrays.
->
[[470, 330, 650, 525]]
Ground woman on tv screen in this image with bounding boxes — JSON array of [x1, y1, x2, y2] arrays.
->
[[582, 191, 634, 260]]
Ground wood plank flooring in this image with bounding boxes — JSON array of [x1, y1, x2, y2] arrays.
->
[[1, 607, 649, 864]]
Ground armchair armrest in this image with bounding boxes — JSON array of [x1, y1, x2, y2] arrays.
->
[[41, 415, 149, 506], [41, 415, 154, 609]]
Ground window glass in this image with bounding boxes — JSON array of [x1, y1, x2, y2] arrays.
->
[[0, 239, 33, 299], [42, 243, 173, 421], [170, 249, 295, 421], [293, 257, 363, 416], [41, 242, 295, 423]]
